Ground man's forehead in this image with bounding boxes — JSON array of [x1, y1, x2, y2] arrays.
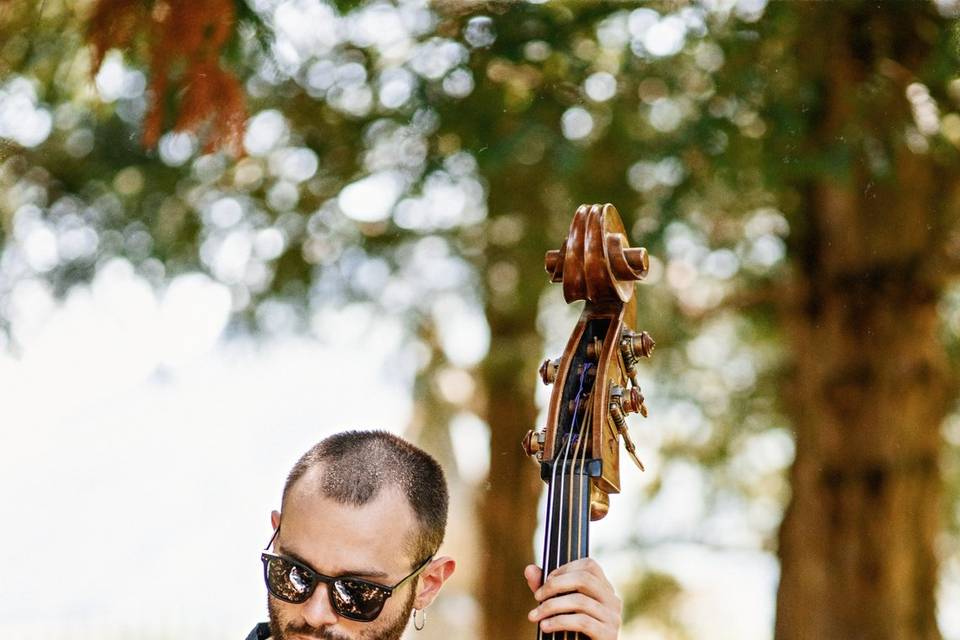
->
[[280, 470, 419, 570]]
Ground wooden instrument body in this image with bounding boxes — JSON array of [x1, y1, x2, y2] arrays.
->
[[541, 303, 629, 498]]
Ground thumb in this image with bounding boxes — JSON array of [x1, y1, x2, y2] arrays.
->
[[524, 564, 543, 596]]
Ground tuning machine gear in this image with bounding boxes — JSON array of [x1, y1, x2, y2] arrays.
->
[[539, 358, 561, 385], [522, 428, 545, 460], [609, 385, 647, 472], [620, 329, 654, 388]]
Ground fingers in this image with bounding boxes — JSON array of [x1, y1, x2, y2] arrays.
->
[[547, 557, 608, 581], [524, 564, 543, 594], [529, 591, 607, 623], [526, 558, 623, 640], [528, 591, 619, 639], [535, 612, 608, 637], [535, 558, 617, 607]]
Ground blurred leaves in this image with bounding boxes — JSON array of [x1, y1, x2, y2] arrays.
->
[[621, 570, 686, 636], [5, 0, 960, 634]]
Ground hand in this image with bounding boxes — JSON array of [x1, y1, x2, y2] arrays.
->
[[524, 558, 622, 639]]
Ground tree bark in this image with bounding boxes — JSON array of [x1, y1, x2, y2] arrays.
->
[[477, 313, 544, 640], [474, 161, 557, 638], [774, 6, 958, 639]]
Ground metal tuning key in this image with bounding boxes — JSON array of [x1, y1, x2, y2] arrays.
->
[[539, 358, 561, 385], [620, 329, 655, 389], [522, 428, 545, 460], [608, 385, 647, 472]]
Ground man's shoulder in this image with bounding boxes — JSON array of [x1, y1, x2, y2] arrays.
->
[[244, 622, 271, 640]]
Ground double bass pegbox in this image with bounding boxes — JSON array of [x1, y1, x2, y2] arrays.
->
[[532, 202, 653, 502]]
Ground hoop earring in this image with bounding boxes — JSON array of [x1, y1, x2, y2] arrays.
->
[[413, 608, 427, 631]]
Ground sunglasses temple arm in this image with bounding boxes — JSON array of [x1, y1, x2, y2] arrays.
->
[[264, 525, 280, 551], [393, 555, 433, 590]]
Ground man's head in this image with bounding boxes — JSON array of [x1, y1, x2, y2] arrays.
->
[[265, 430, 456, 640]]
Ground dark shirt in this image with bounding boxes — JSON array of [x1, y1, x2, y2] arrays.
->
[[245, 623, 270, 640]]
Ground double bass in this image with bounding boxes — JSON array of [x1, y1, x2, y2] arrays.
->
[[523, 203, 655, 639]]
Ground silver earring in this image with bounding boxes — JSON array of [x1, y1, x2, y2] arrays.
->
[[413, 608, 426, 631]]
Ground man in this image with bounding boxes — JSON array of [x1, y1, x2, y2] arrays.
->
[[247, 430, 623, 640]]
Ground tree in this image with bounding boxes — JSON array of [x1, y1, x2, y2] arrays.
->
[[3, 1, 960, 638], [755, 4, 960, 638]]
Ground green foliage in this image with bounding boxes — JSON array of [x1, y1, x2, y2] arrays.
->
[[5, 0, 960, 631], [331, 0, 366, 12], [621, 569, 687, 636]]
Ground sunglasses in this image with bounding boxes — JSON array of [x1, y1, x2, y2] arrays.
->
[[261, 526, 433, 622]]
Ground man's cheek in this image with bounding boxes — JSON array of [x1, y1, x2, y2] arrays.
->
[[267, 596, 293, 640]]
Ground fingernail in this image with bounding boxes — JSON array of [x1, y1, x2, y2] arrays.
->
[[534, 589, 542, 600], [528, 609, 538, 621]]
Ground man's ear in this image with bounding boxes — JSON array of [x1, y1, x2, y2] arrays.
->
[[413, 556, 456, 610], [271, 509, 281, 530]]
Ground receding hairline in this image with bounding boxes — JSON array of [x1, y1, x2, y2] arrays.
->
[[279, 431, 449, 562], [282, 462, 408, 511], [280, 464, 423, 566]]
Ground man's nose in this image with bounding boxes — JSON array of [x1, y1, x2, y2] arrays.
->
[[301, 583, 339, 628]]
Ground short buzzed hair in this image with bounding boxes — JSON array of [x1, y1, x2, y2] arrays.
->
[[282, 430, 448, 563]]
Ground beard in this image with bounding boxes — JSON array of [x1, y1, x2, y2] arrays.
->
[[267, 586, 416, 640]]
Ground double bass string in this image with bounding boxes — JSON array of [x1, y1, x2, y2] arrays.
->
[[542, 361, 593, 640], [574, 343, 598, 570], [566, 392, 593, 640], [566, 337, 599, 639], [539, 451, 559, 640], [545, 424, 572, 640], [568, 363, 595, 640], [553, 371, 580, 640], [567, 393, 591, 571], [557, 362, 592, 578]]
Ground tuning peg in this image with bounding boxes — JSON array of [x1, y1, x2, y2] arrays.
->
[[609, 387, 626, 430], [609, 387, 646, 472], [610, 398, 646, 471], [522, 429, 545, 459], [620, 330, 654, 394], [539, 357, 561, 385], [621, 387, 648, 418], [621, 330, 655, 363], [620, 428, 646, 472]]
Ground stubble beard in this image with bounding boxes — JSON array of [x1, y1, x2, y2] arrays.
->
[[267, 587, 416, 640]]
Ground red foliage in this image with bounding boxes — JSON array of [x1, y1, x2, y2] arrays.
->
[[87, 0, 246, 155]]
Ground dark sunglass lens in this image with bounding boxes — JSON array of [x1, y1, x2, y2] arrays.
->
[[266, 557, 313, 603], [330, 579, 389, 621]]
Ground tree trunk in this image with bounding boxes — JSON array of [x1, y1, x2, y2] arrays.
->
[[478, 314, 544, 640], [774, 6, 957, 639], [474, 163, 557, 638]]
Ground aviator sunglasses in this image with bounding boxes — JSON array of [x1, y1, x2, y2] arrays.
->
[[261, 526, 433, 622]]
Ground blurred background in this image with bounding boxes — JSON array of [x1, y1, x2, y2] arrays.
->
[[3, 0, 960, 638]]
